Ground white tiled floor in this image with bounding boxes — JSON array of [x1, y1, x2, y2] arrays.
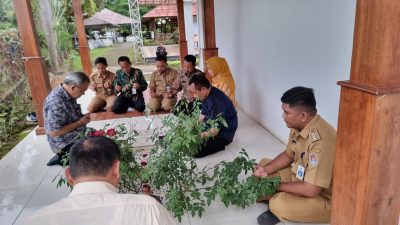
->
[[0, 90, 329, 225]]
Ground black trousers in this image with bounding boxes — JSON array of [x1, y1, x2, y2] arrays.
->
[[112, 95, 145, 114], [195, 136, 230, 158]]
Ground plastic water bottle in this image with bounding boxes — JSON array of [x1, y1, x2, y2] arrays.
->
[[144, 107, 151, 121]]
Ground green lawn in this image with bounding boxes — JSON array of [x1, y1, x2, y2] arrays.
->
[[70, 47, 112, 71], [70, 46, 137, 71]]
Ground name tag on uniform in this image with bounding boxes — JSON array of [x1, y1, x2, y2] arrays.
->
[[132, 88, 137, 95], [296, 164, 305, 181]]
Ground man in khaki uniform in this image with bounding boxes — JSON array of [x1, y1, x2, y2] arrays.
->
[[172, 54, 205, 115], [253, 86, 336, 225], [148, 55, 178, 111], [87, 57, 116, 113]]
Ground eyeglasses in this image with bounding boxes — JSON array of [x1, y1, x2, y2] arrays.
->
[[75, 86, 86, 95]]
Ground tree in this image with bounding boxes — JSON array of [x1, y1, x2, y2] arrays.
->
[[105, 0, 130, 17], [37, 0, 60, 72], [0, 0, 16, 29], [82, 0, 98, 17]]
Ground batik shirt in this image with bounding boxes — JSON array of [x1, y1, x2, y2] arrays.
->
[[114, 67, 148, 98], [176, 68, 204, 100], [43, 85, 86, 153]]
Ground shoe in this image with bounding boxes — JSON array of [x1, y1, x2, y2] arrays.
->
[[256, 199, 270, 204], [26, 112, 37, 122], [47, 154, 61, 166], [47, 153, 69, 166], [257, 210, 280, 225]]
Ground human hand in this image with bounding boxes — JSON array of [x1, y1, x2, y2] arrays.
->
[[253, 164, 268, 178], [115, 85, 122, 92], [150, 91, 157, 98], [163, 92, 173, 98], [133, 82, 140, 89], [79, 113, 91, 126], [89, 82, 96, 91], [172, 79, 179, 89], [199, 114, 205, 122], [200, 131, 209, 139], [103, 82, 110, 89]]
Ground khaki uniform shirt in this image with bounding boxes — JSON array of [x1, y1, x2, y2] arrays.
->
[[90, 70, 115, 95], [176, 68, 204, 100], [284, 115, 336, 199], [149, 67, 178, 97]]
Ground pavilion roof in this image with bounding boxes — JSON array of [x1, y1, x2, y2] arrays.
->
[[142, 4, 197, 18], [138, 0, 176, 5], [84, 8, 136, 27]]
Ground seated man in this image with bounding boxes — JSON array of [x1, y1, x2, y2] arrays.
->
[[44, 72, 91, 166], [173, 54, 205, 115], [24, 136, 176, 225], [253, 86, 336, 225], [188, 75, 238, 158], [148, 55, 178, 112], [156, 42, 167, 57], [112, 56, 148, 113], [87, 57, 116, 113]]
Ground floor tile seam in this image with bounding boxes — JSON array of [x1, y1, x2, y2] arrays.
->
[[0, 183, 41, 190], [11, 167, 51, 225]]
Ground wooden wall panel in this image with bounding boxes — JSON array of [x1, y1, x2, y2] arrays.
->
[[350, 0, 400, 86], [333, 0, 400, 223], [332, 87, 375, 225]]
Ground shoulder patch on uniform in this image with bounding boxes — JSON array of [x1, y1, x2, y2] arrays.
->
[[310, 128, 321, 143]]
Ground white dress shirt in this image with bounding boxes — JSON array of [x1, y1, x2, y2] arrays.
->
[[24, 181, 176, 225]]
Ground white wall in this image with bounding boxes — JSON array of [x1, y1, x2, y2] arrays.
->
[[214, 0, 356, 142]]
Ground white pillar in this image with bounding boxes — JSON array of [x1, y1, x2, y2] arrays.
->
[[184, 0, 195, 55]]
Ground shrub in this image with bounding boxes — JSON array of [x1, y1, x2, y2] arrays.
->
[[54, 103, 280, 221], [168, 60, 181, 70]]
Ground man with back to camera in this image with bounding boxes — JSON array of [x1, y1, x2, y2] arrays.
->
[[253, 86, 336, 225], [44, 72, 91, 166], [25, 136, 176, 225]]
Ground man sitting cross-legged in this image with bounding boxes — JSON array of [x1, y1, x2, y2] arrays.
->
[[148, 55, 178, 112], [87, 57, 116, 113], [24, 136, 176, 225], [112, 56, 148, 114], [253, 86, 336, 225]]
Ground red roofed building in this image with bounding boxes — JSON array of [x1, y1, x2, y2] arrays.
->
[[138, 0, 176, 5], [142, 4, 198, 43]]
